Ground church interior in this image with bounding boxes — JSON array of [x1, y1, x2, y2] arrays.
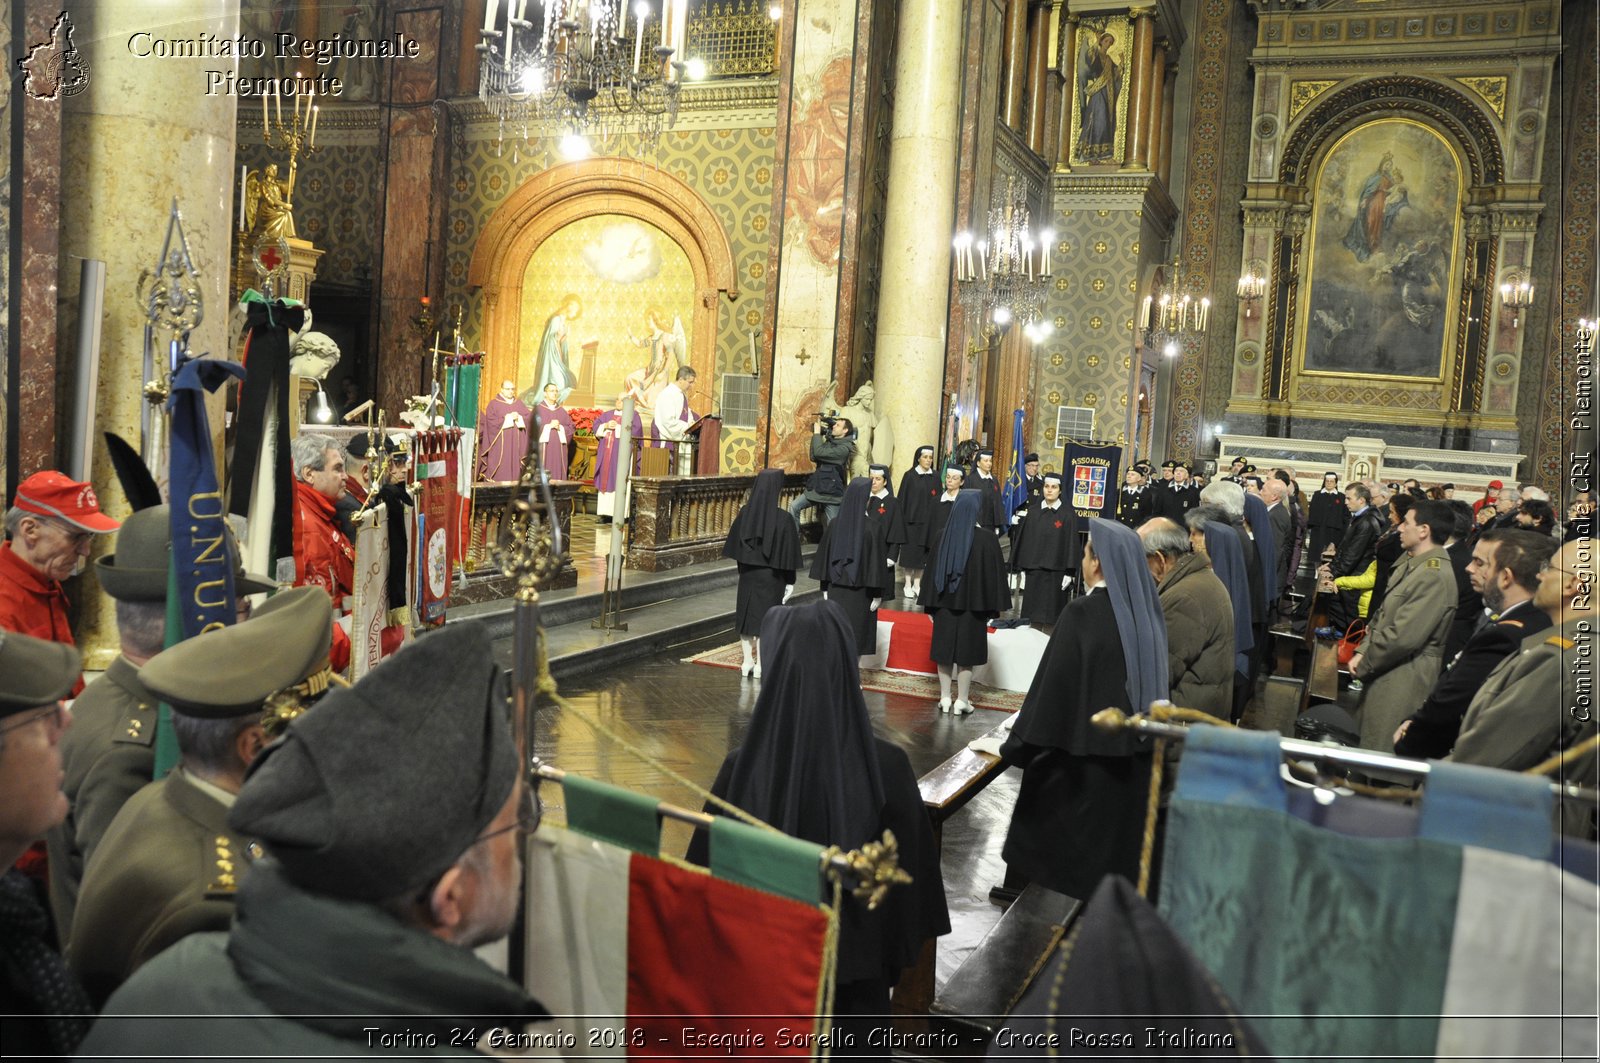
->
[[2, 0, 1597, 1056]]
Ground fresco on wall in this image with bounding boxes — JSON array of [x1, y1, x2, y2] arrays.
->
[[1300, 118, 1463, 379], [519, 216, 694, 411], [1069, 16, 1130, 167]]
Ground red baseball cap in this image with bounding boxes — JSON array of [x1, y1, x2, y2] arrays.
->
[[1487, 479, 1504, 490], [13, 471, 121, 533]]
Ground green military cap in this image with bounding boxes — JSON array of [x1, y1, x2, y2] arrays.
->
[[98, 505, 275, 602], [0, 631, 81, 717], [138, 587, 334, 719]]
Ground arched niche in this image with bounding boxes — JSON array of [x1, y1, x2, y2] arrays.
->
[[467, 159, 739, 413]]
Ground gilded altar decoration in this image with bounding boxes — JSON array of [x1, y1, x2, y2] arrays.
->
[[1298, 118, 1464, 381], [1288, 80, 1339, 124], [1454, 76, 1508, 121]]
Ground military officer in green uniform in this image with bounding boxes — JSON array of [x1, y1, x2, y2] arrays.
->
[[67, 586, 333, 1006], [1452, 536, 1598, 833], [48, 506, 274, 940], [1348, 499, 1459, 752]]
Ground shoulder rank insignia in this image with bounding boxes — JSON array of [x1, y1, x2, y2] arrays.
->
[[115, 704, 156, 747], [1425, 557, 1441, 569], [1498, 619, 1524, 628], [1547, 635, 1576, 649], [207, 834, 243, 897]]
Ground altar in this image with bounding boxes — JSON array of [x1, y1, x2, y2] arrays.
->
[[1217, 434, 1524, 496]]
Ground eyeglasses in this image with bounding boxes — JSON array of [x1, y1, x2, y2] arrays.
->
[[0, 702, 67, 737], [39, 519, 92, 548], [1539, 559, 1578, 577], [472, 785, 543, 845]]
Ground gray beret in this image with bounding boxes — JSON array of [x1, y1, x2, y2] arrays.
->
[[229, 621, 517, 901], [138, 587, 333, 719]]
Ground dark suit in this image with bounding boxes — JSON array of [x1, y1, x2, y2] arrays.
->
[[1395, 598, 1551, 759], [1442, 538, 1483, 663], [68, 771, 256, 1007], [47, 656, 157, 939], [1150, 481, 1200, 521]]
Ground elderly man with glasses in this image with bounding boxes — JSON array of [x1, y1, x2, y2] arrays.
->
[[0, 631, 93, 1058], [0, 472, 121, 693]]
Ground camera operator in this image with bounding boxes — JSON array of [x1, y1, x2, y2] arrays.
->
[[789, 414, 856, 526]]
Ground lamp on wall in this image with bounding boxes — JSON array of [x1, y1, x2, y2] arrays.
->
[[952, 176, 1054, 342], [1498, 270, 1534, 328], [306, 380, 334, 425], [1236, 261, 1266, 318], [1141, 251, 1211, 358]]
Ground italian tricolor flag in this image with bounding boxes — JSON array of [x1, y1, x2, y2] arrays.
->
[[526, 823, 837, 1058]]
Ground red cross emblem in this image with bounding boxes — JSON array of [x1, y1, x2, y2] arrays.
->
[[1054, 519, 1064, 529], [258, 245, 283, 271], [877, 504, 886, 515]]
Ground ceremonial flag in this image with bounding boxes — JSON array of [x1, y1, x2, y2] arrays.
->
[[526, 780, 836, 1057], [230, 292, 306, 583], [447, 353, 482, 429], [1003, 408, 1027, 522], [1158, 727, 1598, 1061], [167, 357, 246, 638], [415, 431, 453, 626], [349, 504, 389, 679]]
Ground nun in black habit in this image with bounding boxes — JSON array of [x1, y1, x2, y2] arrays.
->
[[917, 489, 1009, 714], [921, 463, 967, 580], [810, 478, 884, 657], [685, 600, 950, 1042], [889, 445, 939, 600], [721, 468, 801, 677], [1008, 471, 1077, 626], [862, 464, 898, 602], [999, 518, 1169, 903]]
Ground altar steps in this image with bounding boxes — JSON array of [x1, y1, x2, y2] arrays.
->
[[461, 546, 824, 680]]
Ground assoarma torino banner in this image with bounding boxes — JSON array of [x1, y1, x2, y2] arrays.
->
[[1062, 439, 1123, 523]]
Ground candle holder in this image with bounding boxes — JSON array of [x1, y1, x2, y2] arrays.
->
[[1139, 256, 1211, 358], [951, 176, 1054, 337], [1498, 270, 1534, 329]]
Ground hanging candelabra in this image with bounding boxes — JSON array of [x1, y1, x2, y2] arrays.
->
[[478, 0, 686, 157], [1140, 253, 1211, 357], [952, 177, 1055, 343], [1498, 270, 1534, 329]]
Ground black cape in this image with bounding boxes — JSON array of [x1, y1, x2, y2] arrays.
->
[[917, 519, 1009, 615], [995, 876, 1273, 1058], [860, 493, 898, 594], [924, 492, 960, 556], [1307, 489, 1349, 563], [890, 469, 940, 567], [971, 473, 1005, 529], [1010, 503, 1077, 574], [1001, 589, 1153, 900], [722, 470, 800, 570]]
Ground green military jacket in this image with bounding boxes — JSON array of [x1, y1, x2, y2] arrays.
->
[[47, 656, 157, 940], [67, 769, 256, 1007], [1354, 546, 1458, 751]]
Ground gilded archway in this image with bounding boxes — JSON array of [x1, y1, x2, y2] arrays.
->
[[467, 159, 739, 415]]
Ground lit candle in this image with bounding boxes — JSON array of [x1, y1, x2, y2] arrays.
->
[[749, 329, 757, 362], [634, 2, 646, 73], [274, 84, 281, 125], [1141, 296, 1153, 330], [978, 241, 987, 280], [484, 0, 500, 32], [660, 0, 670, 48], [238, 165, 247, 231], [514, 0, 529, 22], [262, 90, 269, 138], [309, 104, 319, 147], [1199, 297, 1211, 331]]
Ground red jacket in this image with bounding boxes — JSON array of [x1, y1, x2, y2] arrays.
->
[[292, 480, 354, 606], [0, 542, 84, 695]]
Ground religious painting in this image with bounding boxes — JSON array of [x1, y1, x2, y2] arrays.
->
[[520, 216, 695, 411], [784, 52, 851, 267], [1069, 17, 1130, 167], [1298, 118, 1464, 380]]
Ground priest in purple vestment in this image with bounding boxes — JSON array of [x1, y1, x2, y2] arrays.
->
[[478, 380, 533, 482], [534, 382, 577, 480], [593, 394, 644, 520]]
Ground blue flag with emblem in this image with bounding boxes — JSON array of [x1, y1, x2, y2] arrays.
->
[[1003, 408, 1027, 522], [167, 356, 247, 638]]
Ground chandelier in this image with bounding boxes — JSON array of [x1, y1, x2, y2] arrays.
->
[[952, 177, 1055, 343], [478, 0, 686, 154], [1140, 256, 1210, 357]]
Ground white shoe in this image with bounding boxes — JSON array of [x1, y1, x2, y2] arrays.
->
[[740, 660, 753, 677], [951, 699, 973, 715], [937, 698, 952, 713], [753, 661, 762, 679]]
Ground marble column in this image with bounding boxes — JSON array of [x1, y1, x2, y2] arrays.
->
[[1145, 40, 1168, 181], [1056, 13, 1079, 169], [59, 0, 242, 667], [1025, 0, 1052, 155], [1158, 63, 1177, 188], [876, 0, 963, 477], [1002, 0, 1029, 132], [294, 0, 322, 77], [1122, 7, 1156, 170]]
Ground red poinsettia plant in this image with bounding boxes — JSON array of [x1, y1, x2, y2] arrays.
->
[[569, 407, 603, 436]]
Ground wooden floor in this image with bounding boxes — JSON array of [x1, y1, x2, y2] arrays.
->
[[526, 626, 1018, 991]]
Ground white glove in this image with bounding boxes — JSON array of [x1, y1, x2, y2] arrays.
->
[[887, 557, 896, 567], [1061, 574, 1070, 590], [1010, 512, 1022, 525], [821, 590, 828, 600], [870, 598, 881, 611], [1019, 572, 1027, 590], [782, 584, 794, 604]]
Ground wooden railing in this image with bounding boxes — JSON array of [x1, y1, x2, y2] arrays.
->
[[627, 472, 816, 571]]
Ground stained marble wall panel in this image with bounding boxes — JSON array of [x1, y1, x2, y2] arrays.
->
[[0, 0, 11, 496]]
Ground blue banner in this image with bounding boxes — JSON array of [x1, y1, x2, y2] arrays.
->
[[1062, 439, 1123, 521], [168, 357, 247, 638], [1003, 408, 1028, 522]]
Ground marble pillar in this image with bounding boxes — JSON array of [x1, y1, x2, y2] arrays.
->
[[1123, 7, 1156, 171], [1145, 40, 1168, 181], [875, 0, 963, 477], [59, 0, 242, 667], [1157, 62, 1176, 188], [1056, 14, 1079, 170], [1025, 0, 1052, 155], [1002, 0, 1029, 132], [15, 0, 64, 480]]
